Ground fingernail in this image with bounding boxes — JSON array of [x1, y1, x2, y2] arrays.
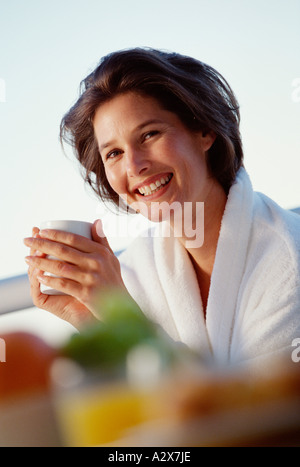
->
[[35, 250, 44, 257], [24, 237, 33, 246], [39, 229, 49, 237], [96, 219, 105, 237]]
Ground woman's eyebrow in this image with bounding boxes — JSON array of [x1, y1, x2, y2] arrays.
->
[[135, 119, 165, 131], [99, 119, 165, 152], [99, 139, 116, 152]]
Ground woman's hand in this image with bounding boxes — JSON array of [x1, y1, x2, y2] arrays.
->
[[23, 219, 127, 329]]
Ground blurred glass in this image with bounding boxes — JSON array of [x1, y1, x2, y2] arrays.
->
[[51, 345, 173, 447]]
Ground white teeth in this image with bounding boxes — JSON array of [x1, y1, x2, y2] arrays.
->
[[138, 174, 172, 196]]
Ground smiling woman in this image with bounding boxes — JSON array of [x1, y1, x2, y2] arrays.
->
[[24, 47, 300, 370]]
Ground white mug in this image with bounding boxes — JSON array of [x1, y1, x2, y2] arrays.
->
[[39, 220, 92, 295]]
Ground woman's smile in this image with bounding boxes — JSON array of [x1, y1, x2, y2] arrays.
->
[[134, 173, 173, 198]]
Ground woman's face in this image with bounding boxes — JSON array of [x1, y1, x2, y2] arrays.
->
[[93, 92, 216, 221]]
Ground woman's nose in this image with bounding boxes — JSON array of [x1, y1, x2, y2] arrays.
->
[[125, 147, 150, 177]]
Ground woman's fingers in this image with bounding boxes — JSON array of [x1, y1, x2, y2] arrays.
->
[[26, 227, 45, 283], [24, 229, 108, 263], [36, 273, 81, 298], [23, 238, 113, 283], [35, 267, 101, 308], [28, 266, 51, 308], [25, 251, 123, 294], [28, 273, 97, 329], [40, 229, 93, 251], [38, 219, 112, 253], [23, 225, 108, 330], [23, 220, 126, 323], [24, 219, 111, 257], [24, 235, 87, 264], [91, 219, 114, 254], [30, 227, 42, 256], [41, 224, 111, 253], [26, 262, 98, 328], [25, 255, 92, 285], [23, 223, 117, 280]]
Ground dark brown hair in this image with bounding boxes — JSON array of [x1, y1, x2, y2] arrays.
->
[[60, 47, 243, 209]]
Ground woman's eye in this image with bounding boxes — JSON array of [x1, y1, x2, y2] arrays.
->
[[143, 130, 159, 141], [106, 149, 121, 160]]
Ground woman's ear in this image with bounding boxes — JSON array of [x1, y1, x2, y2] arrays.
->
[[200, 130, 216, 152]]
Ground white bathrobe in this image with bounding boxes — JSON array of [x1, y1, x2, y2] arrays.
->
[[119, 168, 300, 368]]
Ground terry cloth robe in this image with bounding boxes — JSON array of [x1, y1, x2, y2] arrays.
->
[[119, 168, 300, 368]]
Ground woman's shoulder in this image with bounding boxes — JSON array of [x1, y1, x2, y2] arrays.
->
[[256, 191, 299, 233], [251, 191, 300, 270]]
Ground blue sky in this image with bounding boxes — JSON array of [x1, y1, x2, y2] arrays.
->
[[0, 0, 299, 340]]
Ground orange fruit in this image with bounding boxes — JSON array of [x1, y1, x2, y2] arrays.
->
[[0, 332, 58, 402]]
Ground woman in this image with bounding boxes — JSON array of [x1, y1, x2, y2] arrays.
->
[[24, 48, 300, 367]]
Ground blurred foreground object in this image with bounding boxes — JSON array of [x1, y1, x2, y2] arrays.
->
[[0, 332, 56, 399], [52, 354, 300, 447], [166, 359, 300, 447], [1, 295, 300, 446], [52, 292, 300, 446], [53, 291, 197, 446], [0, 332, 61, 446]]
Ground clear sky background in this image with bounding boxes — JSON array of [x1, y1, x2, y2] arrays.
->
[[0, 0, 299, 343]]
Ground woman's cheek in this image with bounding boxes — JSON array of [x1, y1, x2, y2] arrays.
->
[[106, 170, 122, 195], [106, 173, 130, 208]]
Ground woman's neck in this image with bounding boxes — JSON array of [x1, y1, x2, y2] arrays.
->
[[175, 178, 227, 314]]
